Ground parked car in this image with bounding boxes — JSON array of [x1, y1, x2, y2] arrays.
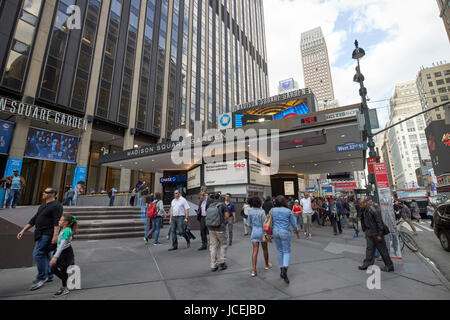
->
[[433, 201, 450, 252]]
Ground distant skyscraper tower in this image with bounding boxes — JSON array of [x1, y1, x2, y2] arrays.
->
[[300, 27, 335, 109]]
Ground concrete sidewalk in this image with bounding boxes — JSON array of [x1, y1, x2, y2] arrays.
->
[[1, 223, 449, 300]]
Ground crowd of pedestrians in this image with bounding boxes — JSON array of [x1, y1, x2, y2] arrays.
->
[[16, 182, 433, 297]]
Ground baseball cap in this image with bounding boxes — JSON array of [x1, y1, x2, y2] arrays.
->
[[295, 200, 299, 203]]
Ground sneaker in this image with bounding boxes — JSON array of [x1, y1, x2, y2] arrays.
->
[[244, 233, 249, 236], [144, 237, 148, 243], [211, 266, 219, 272], [198, 246, 207, 251], [53, 288, 70, 298], [353, 233, 359, 238], [228, 242, 232, 246], [219, 263, 228, 271], [45, 277, 53, 283], [153, 242, 162, 246], [168, 247, 178, 251], [30, 280, 45, 291]]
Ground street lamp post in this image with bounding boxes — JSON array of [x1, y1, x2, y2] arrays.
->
[[352, 40, 379, 203]]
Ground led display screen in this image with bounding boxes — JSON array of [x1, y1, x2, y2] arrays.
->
[[235, 98, 310, 128]]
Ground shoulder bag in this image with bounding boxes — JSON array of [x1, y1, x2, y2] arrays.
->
[[260, 209, 272, 243], [263, 208, 273, 235]]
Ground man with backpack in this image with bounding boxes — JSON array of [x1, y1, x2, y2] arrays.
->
[[206, 193, 229, 272], [144, 193, 166, 245], [168, 189, 191, 251]]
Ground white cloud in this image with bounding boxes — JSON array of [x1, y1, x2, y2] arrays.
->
[[264, 0, 450, 128]]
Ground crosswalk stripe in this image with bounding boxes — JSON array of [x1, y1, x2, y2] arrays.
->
[[399, 222, 423, 232], [414, 222, 433, 232]]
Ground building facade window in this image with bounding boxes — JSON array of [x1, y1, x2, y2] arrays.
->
[[70, 0, 102, 112], [96, 0, 123, 118], [136, 0, 156, 131], [1, 0, 44, 91]]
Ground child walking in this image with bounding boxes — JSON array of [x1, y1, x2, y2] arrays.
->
[[50, 213, 77, 297]]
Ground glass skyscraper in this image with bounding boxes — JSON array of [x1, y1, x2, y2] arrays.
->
[[0, 0, 269, 204]]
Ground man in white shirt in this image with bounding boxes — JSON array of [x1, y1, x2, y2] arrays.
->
[[168, 189, 191, 251], [300, 193, 313, 239]]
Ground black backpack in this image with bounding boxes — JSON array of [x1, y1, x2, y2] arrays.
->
[[108, 190, 113, 198]]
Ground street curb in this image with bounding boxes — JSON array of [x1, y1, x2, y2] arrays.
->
[[416, 251, 450, 292]]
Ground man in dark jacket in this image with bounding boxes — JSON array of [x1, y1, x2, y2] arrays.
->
[[358, 198, 394, 272], [198, 190, 213, 251]]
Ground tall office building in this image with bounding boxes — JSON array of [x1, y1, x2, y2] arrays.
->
[[416, 62, 450, 126], [385, 80, 428, 189], [300, 26, 335, 110], [0, 0, 269, 205], [437, 0, 450, 42]]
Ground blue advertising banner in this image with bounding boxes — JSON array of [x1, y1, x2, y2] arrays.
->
[[72, 166, 87, 203], [24, 127, 79, 164], [336, 142, 367, 153], [0, 120, 14, 155], [0, 158, 23, 207]]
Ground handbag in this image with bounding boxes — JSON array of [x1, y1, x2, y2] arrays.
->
[[263, 209, 273, 235], [259, 210, 272, 243]]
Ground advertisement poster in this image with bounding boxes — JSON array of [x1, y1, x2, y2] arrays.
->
[[249, 160, 271, 186], [24, 127, 79, 164], [374, 165, 401, 259], [378, 187, 402, 260], [0, 120, 14, 155], [72, 166, 87, 202], [425, 120, 450, 176], [204, 160, 248, 186], [0, 158, 23, 207], [187, 166, 201, 190], [284, 181, 295, 196]]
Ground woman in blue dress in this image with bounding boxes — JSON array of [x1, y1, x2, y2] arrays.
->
[[247, 196, 272, 277]]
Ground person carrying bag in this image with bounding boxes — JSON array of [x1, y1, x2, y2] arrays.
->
[[262, 209, 273, 242]]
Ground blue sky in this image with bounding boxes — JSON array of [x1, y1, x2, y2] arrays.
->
[[263, 0, 449, 129]]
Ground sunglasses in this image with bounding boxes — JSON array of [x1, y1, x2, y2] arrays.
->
[[44, 191, 54, 194]]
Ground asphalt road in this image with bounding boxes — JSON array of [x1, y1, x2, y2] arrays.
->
[[399, 218, 450, 282]]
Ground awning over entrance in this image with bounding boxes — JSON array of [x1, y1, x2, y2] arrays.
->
[[99, 104, 366, 175]]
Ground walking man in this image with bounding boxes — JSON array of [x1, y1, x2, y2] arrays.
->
[[300, 192, 313, 239], [397, 202, 417, 234], [207, 193, 229, 272], [198, 190, 213, 251], [17, 187, 63, 290], [108, 187, 117, 206], [224, 193, 236, 246], [66, 187, 75, 207], [2, 169, 26, 208], [168, 189, 191, 251], [358, 198, 394, 272]]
